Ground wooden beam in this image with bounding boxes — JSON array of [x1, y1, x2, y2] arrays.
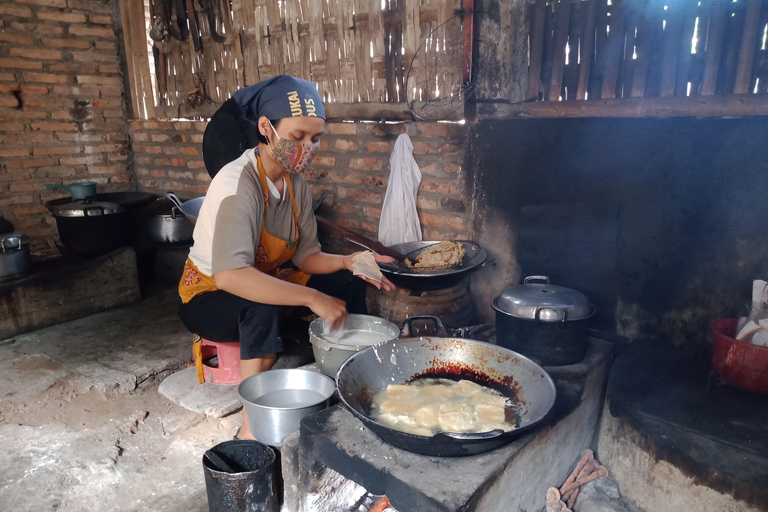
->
[[527, 0, 548, 100], [700, 0, 727, 96], [734, 0, 762, 94], [155, 102, 416, 121], [505, 94, 768, 118], [548, 0, 572, 101], [630, 0, 656, 98], [659, 5, 683, 97], [576, 0, 597, 100], [119, 0, 155, 119], [601, 0, 624, 99]]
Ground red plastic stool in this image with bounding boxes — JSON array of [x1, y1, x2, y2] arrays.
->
[[200, 338, 241, 385]]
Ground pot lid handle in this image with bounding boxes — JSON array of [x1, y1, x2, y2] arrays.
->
[[1, 235, 24, 252], [535, 306, 568, 322], [524, 275, 550, 285]]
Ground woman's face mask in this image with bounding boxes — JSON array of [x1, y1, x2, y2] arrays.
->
[[267, 121, 320, 174]]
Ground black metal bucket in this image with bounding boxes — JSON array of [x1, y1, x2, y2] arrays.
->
[[202, 439, 278, 512]]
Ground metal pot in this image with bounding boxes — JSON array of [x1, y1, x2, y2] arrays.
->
[[0, 231, 31, 281], [309, 314, 401, 377], [167, 192, 205, 226], [336, 336, 557, 456], [492, 276, 596, 366], [51, 199, 127, 257], [145, 198, 194, 246], [238, 369, 336, 448]]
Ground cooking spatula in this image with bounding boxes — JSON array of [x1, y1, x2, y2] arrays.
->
[[315, 215, 406, 260]]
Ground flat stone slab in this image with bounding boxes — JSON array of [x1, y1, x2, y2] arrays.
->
[[159, 366, 242, 418], [1, 286, 192, 396], [607, 342, 768, 500], [0, 418, 214, 512], [0, 247, 141, 340]]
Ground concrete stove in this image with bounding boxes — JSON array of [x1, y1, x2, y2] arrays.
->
[[281, 338, 614, 512]]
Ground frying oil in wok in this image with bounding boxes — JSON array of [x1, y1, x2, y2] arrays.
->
[[371, 378, 518, 437]]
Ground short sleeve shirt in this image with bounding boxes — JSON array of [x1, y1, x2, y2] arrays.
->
[[187, 149, 321, 277]]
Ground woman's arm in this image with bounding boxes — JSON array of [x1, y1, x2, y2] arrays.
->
[[297, 252, 346, 275], [213, 266, 347, 328], [299, 252, 396, 290]]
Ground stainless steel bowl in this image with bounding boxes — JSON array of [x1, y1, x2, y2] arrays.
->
[[238, 369, 335, 448], [308, 314, 401, 377]]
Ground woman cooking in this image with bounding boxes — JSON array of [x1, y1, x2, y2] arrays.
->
[[177, 75, 395, 440]]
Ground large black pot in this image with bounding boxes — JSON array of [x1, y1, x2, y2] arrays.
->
[[51, 200, 127, 257], [493, 276, 596, 366]]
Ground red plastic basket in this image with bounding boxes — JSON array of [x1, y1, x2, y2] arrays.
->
[[712, 318, 768, 393]]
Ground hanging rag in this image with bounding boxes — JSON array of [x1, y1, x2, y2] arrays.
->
[[378, 134, 423, 247]]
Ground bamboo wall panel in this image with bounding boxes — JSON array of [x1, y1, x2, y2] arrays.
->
[[140, 0, 463, 117], [528, 0, 768, 102]]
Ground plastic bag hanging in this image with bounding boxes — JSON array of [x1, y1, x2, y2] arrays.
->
[[378, 134, 423, 247]]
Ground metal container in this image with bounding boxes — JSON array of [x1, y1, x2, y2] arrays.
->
[[377, 240, 488, 289], [309, 314, 401, 377], [50, 200, 127, 257], [0, 231, 31, 281], [202, 439, 278, 512], [43, 181, 97, 201], [238, 369, 335, 448], [493, 276, 596, 366], [145, 198, 194, 246], [166, 192, 205, 225], [336, 336, 557, 457]]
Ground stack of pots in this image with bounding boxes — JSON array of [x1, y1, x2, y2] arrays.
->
[[493, 276, 596, 366]]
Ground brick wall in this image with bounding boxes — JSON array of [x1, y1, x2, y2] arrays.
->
[[0, 0, 131, 257], [130, 120, 469, 242]]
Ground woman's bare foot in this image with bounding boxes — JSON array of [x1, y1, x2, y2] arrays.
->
[[234, 411, 257, 440]]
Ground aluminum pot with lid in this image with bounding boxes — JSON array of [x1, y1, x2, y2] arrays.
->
[[50, 199, 127, 257], [0, 231, 31, 282], [493, 276, 596, 366]]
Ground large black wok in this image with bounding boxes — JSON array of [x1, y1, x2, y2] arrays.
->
[[336, 336, 556, 457]]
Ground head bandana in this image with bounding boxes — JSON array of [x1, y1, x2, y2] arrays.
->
[[233, 75, 326, 121]]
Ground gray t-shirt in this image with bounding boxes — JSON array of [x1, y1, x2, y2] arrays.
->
[[187, 149, 321, 276]]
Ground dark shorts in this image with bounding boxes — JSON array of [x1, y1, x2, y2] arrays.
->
[[177, 270, 367, 360]]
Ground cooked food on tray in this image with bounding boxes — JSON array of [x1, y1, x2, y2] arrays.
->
[[404, 241, 466, 271], [371, 378, 517, 437]]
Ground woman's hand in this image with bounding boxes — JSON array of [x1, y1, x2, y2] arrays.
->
[[307, 290, 348, 330], [343, 252, 396, 291]]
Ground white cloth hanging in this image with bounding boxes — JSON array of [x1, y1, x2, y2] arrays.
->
[[378, 133, 423, 247]]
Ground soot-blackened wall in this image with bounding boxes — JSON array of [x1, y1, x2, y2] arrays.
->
[[467, 117, 768, 346]]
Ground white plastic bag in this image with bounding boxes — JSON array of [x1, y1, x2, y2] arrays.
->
[[378, 134, 423, 247]]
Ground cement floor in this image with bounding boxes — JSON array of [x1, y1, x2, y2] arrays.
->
[[0, 286, 282, 512]]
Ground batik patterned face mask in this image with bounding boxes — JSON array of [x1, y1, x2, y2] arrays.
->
[[267, 121, 320, 174]]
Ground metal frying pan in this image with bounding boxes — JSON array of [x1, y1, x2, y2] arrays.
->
[[335, 336, 556, 457], [377, 240, 488, 278]]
